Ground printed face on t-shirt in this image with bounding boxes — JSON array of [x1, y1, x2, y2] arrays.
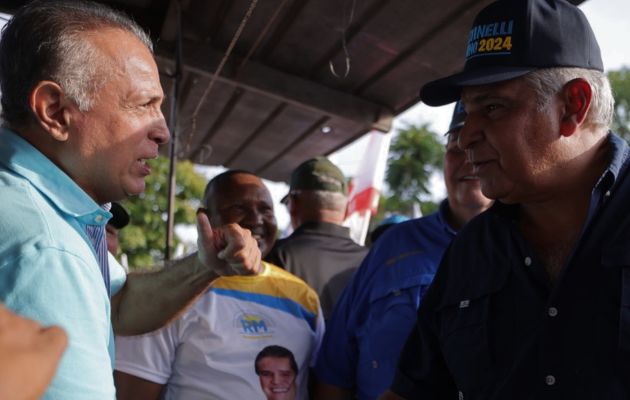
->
[[257, 356, 296, 400]]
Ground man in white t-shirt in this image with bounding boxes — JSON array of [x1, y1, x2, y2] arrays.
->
[[114, 170, 324, 400]]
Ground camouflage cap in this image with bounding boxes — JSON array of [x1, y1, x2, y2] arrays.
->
[[282, 157, 347, 203]]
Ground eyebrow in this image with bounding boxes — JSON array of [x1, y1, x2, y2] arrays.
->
[[462, 91, 491, 107]]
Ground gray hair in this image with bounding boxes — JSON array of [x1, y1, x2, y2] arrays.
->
[[304, 190, 348, 212], [0, 0, 153, 126], [523, 67, 614, 131]]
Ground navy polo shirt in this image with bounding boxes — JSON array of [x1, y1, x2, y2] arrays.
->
[[391, 133, 630, 399]]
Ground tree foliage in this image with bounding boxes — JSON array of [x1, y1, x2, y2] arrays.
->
[[609, 67, 630, 140], [119, 156, 207, 268], [377, 122, 444, 222]]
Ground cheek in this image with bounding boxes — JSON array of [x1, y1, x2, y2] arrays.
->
[[265, 217, 277, 233], [443, 159, 460, 186]]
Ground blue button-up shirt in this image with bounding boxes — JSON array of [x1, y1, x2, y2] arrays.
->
[[0, 128, 126, 399], [392, 133, 630, 399], [316, 200, 457, 399]]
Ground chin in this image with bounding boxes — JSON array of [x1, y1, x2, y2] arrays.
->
[[124, 181, 147, 196]]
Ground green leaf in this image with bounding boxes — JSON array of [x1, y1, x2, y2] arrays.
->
[[119, 156, 206, 269]]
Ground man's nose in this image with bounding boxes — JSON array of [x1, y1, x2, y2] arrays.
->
[[150, 115, 170, 145], [457, 114, 482, 151], [244, 209, 263, 226]]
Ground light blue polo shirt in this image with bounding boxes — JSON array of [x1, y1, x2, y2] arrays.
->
[[0, 128, 126, 399]]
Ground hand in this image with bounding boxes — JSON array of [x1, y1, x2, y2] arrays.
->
[[196, 211, 262, 276], [0, 304, 68, 400]]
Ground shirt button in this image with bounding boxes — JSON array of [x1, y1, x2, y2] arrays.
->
[[95, 215, 104, 223], [371, 360, 378, 369], [524, 256, 532, 266], [548, 307, 558, 317], [605, 190, 611, 197], [545, 375, 556, 386]]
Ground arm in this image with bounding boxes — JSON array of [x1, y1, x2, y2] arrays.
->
[[0, 304, 68, 400], [114, 371, 163, 400], [112, 212, 262, 336]]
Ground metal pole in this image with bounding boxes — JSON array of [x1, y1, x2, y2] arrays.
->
[[165, 0, 183, 260]]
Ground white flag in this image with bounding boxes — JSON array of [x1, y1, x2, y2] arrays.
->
[[344, 130, 392, 245]]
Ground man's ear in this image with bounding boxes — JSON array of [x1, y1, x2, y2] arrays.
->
[[287, 194, 299, 215], [559, 78, 592, 137], [28, 81, 73, 142], [287, 194, 302, 228]]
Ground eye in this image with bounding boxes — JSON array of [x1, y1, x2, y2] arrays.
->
[[229, 205, 246, 213], [140, 96, 163, 108], [142, 99, 157, 108], [485, 103, 499, 112]]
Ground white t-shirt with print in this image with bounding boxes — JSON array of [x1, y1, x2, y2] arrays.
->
[[115, 262, 324, 400]]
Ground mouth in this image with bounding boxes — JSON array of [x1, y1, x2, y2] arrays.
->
[[471, 160, 493, 175], [136, 155, 158, 175], [459, 174, 479, 181], [271, 388, 289, 393], [251, 232, 267, 248]]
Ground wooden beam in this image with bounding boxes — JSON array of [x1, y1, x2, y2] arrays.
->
[[155, 41, 393, 132]]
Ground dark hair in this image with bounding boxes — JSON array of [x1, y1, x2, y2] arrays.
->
[[254, 345, 298, 375], [0, 0, 152, 126]]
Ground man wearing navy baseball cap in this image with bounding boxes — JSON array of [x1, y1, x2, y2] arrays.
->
[[381, 0, 630, 399]]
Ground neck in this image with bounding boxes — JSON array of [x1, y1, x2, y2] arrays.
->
[[298, 210, 345, 226], [518, 133, 610, 281]]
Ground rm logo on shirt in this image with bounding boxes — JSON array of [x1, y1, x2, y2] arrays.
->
[[236, 312, 274, 338]]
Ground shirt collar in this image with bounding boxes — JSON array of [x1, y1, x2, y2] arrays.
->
[[295, 221, 352, 238], [437, 199, 458, 235], [594, 132, 630, 192], [0, 128, 110, 226]]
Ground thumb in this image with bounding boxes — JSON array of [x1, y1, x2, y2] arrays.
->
[[196, 211, 215, 251], [196, 211, 226, 253]]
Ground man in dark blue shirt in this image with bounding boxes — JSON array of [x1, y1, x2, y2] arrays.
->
[[383, 0, 630, 399]]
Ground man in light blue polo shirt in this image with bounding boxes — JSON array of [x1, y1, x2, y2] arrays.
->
[[0, 1, 262, 399]]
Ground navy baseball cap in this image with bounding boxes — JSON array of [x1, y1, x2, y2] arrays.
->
[[420, 0, 603, 106]]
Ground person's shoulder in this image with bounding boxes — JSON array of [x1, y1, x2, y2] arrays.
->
[[374, 213, 444, 247], [436, 204, 511, 290], [264, 262, 320, 307], [267, 232, 301, 254], [265, 263, 316, 291], [0, 178, 87, 257], [456, 203, 505, 242]]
